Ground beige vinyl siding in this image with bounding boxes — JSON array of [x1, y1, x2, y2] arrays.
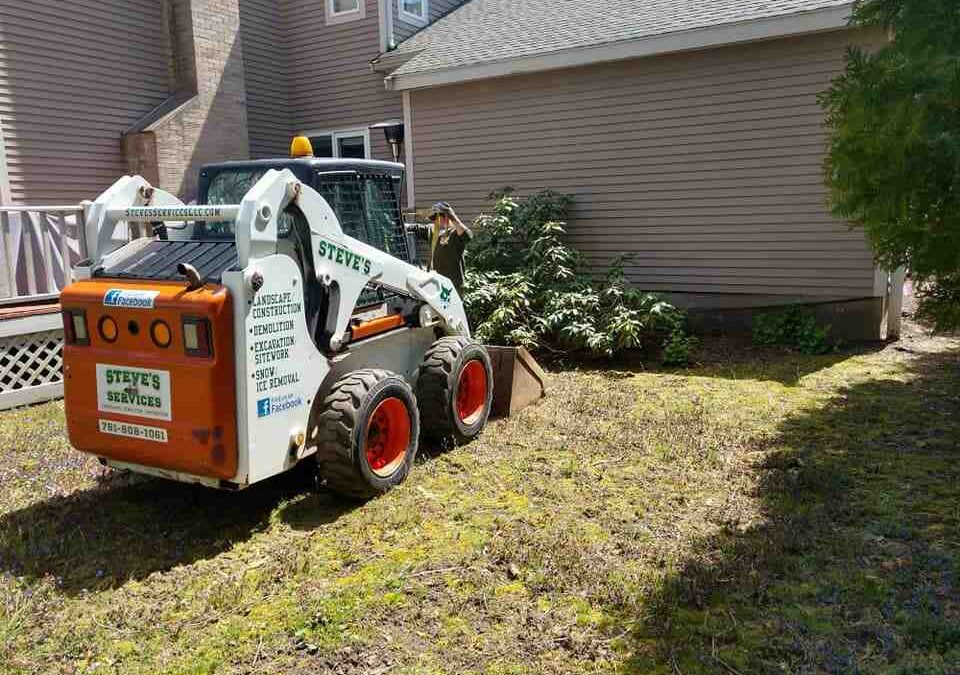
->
[[394, 0, 466, 44], [0, 0, 170, 204], [240, 0, 291, 158], [286, 0, 401, 162], [410, 30, 880, 298]]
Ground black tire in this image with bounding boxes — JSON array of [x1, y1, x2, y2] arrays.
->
[[417, 337, 494, 445], [315, 369, 420, 499]]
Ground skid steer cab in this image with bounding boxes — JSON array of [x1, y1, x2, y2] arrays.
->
[[60, 150, 493, 497]]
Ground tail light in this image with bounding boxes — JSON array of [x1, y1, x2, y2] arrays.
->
[[151, 320, 173, 348], [62, 309, 90, 346], [182, 317, 213, 357], [98, 316, 119, 343]]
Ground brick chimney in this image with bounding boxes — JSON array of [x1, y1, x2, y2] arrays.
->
[[123, 0, 250, 201]]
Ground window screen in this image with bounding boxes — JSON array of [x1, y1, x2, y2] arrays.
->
[[363, 176, 408, 260], [316, 172, 409, 308], [315, 173, 407, 259], [316, 173, 366, 242]]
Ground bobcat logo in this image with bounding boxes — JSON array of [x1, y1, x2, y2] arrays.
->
[[440, 286, 453, 307]]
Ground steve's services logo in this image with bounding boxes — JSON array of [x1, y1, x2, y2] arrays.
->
[[103, 289, 160, 309]]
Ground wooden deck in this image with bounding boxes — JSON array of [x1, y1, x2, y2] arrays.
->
[[0, 298, 65, 410], [0, 299, 60, 320]]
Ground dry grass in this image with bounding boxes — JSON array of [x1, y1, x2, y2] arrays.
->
[[0, 327, 957, 674]]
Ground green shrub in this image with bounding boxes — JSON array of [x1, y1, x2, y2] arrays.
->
[[662, 328, 699, 367], [463, 189, 693, 363], [914, 274, 960, 333], [752, 306, 831, 354]]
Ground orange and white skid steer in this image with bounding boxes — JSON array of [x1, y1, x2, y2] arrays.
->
[[60, 156, 493, 497]]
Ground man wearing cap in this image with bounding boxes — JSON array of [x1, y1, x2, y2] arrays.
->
[[407, 202, 473, 293]]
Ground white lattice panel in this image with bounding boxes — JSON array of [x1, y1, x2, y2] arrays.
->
[[0, 329, 64, 409]]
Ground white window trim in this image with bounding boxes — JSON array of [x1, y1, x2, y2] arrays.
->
[[326, 0, 366, 26], [398, 0, 428, 26], [302, 127, 372, 160]]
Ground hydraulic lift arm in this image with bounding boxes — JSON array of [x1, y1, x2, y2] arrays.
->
[[81, 169, 470, 350]]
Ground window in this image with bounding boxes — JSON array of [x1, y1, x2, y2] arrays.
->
[[326, 0, 365, 25], [338, 135, 366, 159], [310, 135, 335, 158], [399, 0, 428, 24], [200, 168, 267, 239], [305, 128, 371, 160], [316, 172, 409, 306], [362, 175, 408, 258], [196, 168, 295, 239]]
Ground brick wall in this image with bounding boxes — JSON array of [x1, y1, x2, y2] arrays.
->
[[125, 0, 251, 201]]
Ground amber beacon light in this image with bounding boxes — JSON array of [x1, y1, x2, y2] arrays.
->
[[290, 136, 314, 158]]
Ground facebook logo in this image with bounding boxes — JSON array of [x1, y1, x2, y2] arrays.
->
[[102, 288, 158, 308], [256, 398, 272, 418]]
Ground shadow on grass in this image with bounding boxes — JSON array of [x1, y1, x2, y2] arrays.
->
[[278, 436, 453, 531], [0, 437, 456, 594], [543, 337, 889, 387], [686, 338, 889, 386], [628, 345, 960, 673], [0, 461, 349, 595]]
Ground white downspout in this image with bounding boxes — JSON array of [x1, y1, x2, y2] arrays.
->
[[378, 0, 395, 53], [402, 90, 415, 209], [887, 267, 907, 340]]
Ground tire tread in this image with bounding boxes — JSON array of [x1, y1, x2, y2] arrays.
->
[[315, 368, 413, 499]]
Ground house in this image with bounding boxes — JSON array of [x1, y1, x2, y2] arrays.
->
[[0, 0, 468, 410], [0, 0, 901, 340], [373, 0, 901, 339], [0, 0, 467, 205]]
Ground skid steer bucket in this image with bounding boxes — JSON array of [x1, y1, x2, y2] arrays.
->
[[487, 346, 547, 418]]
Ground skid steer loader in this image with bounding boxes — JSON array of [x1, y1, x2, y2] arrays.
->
[[59, 141, 493, 497]]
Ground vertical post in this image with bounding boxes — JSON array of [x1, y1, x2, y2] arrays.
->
[[22, 221, 37, 297], [0, 211, 13, 298], [0, 119, 11, 299], [79, 201, 93, 261], [38, 213, 56, 293], [58, 213, 71, 288], [4, 212, 23, 298], [887, 268, 907, 340], [402, 90, 416, 210]]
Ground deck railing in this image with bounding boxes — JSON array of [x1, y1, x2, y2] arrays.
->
[[0, 204, 88, 305], [0, 204, 89, 409]]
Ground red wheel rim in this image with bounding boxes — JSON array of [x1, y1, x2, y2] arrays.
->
[[365, 397, 411, 477], [456, 360, 488, 426]]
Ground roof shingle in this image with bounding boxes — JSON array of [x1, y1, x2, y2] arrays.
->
[[388, 0, 853, 77]]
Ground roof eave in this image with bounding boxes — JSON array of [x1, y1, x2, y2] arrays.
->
[[385, 3, 853, 91], [371, 48, 423, 74]]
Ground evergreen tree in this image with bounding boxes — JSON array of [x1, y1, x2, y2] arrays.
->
[[821, 0, 960, 329]]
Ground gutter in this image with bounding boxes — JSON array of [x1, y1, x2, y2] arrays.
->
[[384, 3, 853, 91], [372, 47, 423, 74]]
